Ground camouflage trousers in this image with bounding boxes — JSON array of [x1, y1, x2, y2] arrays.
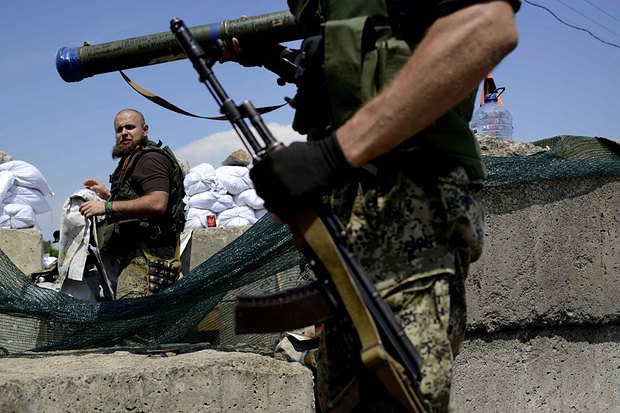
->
[[317, 166, 484, 412], [115, 252, 151, 300]]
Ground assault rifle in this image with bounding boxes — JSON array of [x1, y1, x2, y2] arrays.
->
[[170, 18, 430, 413]]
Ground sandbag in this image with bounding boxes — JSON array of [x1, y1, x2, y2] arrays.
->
[[0, 160, 54, 196], [0, 203, 37, 229], [233, 189, 265, 210], [215, 166, 253, 195], [183, 163, 219, 196], [185, 207, 217, 228], [217, 206, 257, 227], [2, 186, 51, 214], [186, 190, 235, 213]]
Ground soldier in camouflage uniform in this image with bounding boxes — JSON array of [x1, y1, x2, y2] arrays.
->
[[242, 0, 519, 410]]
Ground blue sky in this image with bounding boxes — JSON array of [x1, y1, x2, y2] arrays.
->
[[1, 0, 619, 241]]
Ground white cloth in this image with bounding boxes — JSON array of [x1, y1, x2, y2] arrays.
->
[[0, 203, 37, 228], [57, 189, 100, 283], [215, 166, 253, 195]]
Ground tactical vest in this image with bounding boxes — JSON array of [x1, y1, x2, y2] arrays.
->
[[288, 0, 486, 180], [99, 140, 186, 255]]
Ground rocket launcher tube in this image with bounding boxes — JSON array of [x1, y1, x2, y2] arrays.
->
[[56, 10, 302, 82]]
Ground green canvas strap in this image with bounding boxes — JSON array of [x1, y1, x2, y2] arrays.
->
[[119, 70, 287, 120]]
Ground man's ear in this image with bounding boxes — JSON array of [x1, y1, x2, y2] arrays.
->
[[143, 123, 149, 136]]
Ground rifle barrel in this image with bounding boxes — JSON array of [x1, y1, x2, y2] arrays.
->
[[56, 10, 302, 82]]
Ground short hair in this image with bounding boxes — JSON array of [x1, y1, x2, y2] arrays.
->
[[115, 109, 146, 126]]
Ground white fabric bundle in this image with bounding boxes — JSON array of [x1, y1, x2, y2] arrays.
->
[[0, 171, 15, 202], [2, 186, 51, 214], [217, 206, 257, 227], [233, 189, 264, 210], [0, 160, 54, 196], [185, 207, 217, 229], [187, 190, 235, 212], [0, 203, 37, 229], [215, 166, 252, 195], [183, 163, 219, 196]]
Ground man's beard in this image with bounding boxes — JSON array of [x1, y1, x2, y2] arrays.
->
[[112, 136, 146, 159]]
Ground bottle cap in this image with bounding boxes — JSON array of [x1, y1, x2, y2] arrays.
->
[[484, 93, 498, 103]]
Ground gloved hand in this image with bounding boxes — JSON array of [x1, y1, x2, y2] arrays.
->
[[220, 37, 287, 68], [249, 132, 353, 221]]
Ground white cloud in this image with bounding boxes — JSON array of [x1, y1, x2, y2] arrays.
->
[[173, 122, 305, 168]]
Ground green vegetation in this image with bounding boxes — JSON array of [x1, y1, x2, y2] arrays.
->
[[43, 240, 58, 258]]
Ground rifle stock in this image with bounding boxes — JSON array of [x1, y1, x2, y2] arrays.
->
[[169, 18, 430, 413]]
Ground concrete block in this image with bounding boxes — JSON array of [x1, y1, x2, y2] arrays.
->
[[467, 178, 619, 331], [452, 325, 620, 412], [186, 226, 250, 271], [0, 227, 43, 276], [0, 349, 315, 413]]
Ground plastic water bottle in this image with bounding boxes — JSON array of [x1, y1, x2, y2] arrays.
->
[[470, 93, 513, 140]]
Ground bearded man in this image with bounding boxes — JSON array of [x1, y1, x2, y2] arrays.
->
[[79, 109, 186, 299]]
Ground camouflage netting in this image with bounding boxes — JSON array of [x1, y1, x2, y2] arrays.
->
[[0, 135, 618, 357]]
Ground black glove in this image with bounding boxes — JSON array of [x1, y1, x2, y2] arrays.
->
[[224, 38, 287, 68], [250, 132, 353, 220]]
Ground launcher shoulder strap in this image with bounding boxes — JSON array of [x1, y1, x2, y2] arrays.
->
[[119, 70, 287, 120]]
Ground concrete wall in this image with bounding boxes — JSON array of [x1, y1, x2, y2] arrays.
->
[[453, 177, 619, 412], [0, 176, 618, 412]]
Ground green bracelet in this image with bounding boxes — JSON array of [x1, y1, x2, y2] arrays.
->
[[104, 201, 114, 215]]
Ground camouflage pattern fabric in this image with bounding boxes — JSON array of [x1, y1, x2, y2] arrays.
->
[[115, 252, 150, 299], [318, 166, 484, 412]]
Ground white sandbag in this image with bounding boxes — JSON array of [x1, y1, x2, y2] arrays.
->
[[2, 186, 51, 214], [185, 207, 217, 228], [233, 189, 264, 210], [0, 203, 37, 229], [187, 190, 235, 213], [255, 208, 269, 219], [215, 166, 253, 195], [183, 163, 218, 196], [0, 160, 54, 196], [217, 205, 257, 227], [0, 171, 15, 202]]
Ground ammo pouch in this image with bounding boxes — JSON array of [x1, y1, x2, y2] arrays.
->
[[97, 218, 151, 256], [140, 239, 182, 294]]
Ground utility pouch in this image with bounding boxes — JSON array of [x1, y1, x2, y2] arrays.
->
[[140, 235, 182, 294], [290, 34, 329, 136], [96, 219, 139, 255]]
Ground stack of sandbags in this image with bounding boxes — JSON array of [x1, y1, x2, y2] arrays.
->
[[0, 159, 54, 229], [183, 150, 267, 228]]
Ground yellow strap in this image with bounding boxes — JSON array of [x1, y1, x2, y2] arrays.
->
[[119, 70, 287, 120], [293, 210, 429, 413]]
